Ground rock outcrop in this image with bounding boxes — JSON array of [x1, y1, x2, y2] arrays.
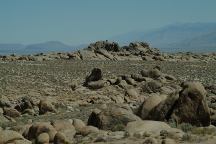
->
[[1, 40, 215, 62]]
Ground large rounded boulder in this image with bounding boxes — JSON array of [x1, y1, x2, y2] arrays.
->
[[87, 104, 141, 131], [171, 82, 210, 126]]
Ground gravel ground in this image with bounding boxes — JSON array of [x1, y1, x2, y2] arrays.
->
[[0, 60, 216, 143], [0, 60, 215, 98]]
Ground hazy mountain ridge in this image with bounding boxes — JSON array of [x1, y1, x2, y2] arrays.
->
[[0, 41, 83, 55], [111, 22, 216, 52], [166, 31, 216, 52], [1, 23, 216, 55]]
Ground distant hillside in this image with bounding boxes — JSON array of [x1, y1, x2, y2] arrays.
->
[[167, 32, 216, 52], [0, 44, 25, 55], [0, 41, 84, 55], [25, 41, 78, 54], [110, 22, 216, 52]]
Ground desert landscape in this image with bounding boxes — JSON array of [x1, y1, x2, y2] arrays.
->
[[0, 41, 216, 144], [1, 1, 216, 144]]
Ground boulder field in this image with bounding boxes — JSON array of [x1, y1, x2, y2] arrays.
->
[[1, 66, 216, 144]]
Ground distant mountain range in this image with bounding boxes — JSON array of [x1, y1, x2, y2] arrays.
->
[[1, 22, 216, 55], [0, 41, 84, 55], [110, 22, 216, 52]]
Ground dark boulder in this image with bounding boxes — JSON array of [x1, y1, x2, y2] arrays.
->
[[171, 82, 210, 126], [84, 68, 103, 86]]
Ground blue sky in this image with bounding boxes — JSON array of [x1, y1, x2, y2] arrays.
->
[[0, 0, 216, 45]]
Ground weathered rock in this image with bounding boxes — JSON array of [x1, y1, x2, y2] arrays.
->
[[22, 108, 35, 115], [160, 85, 179, 95], [88, 40, 120, 52], [78, 49, 97, 60], [148, 68, 162, 79], [162, 138, 177, 144], [86, 80, 107, 89], [147, 92, 179, 121], [128, 42, 150, 54], [0, 114, 9, 124], [124, 77, 136, 85], [131, 74, 146, 82], [21, 124, 32, 138], [143, 137, 158, 144], [70, 81, 78, 91], [153, 55, 165, 61], [0, 130, 25, 144], [138, 94, 167, 119], [125, 88, 139, 100], [84, 68, 103, 86], [0, 98, 11, 108], [110, 131, 127, 140], [208, 84, 216, 95], [88, 104, 141, 131], [38, 99, 57, 115], [171, 82, 210, 126], [54, 132, 67, 144], [164, 74, 177, 81], [79, 125, 99, 136], [140, 69, 149, 77], [0, 108, 4, 114], [95, 49, 116, 60], [51, 119, 73, 131], [107, 78, 118, 85], [73, 118, 86, 131], [37, 132, 49, 144], [211, 114, 216, 126], [51, 119, 76, 142], [110, 94, 125, 104], [27, 122, 57, 142], [141, 80, 162, 93], [9, 139, 32, 144], [3, 107, 21, 118], [126, 120, 181, 137], [118, 80, 128, 89], [142, 56, 154, 61], [15, 97, 33, 112]]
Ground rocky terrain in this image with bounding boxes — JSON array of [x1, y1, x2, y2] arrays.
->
[[0, 41, 216, 62], [0, 41, 216, 144]]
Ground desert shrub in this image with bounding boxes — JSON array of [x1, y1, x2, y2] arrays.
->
[[191, 127, 216, 136], [178, 123, 194, 132], [112, 123, 125, 131], [182, 133, 193, 141], [168, 119, 177, 128]]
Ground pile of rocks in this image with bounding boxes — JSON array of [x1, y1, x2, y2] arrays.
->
[[0, 98, 56, 122]]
